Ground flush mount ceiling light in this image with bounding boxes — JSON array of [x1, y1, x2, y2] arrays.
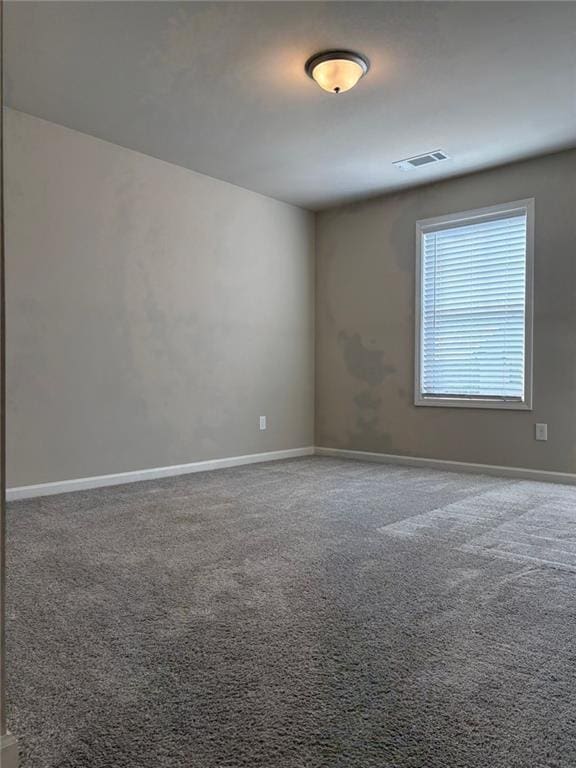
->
[[305, 50, 369, 94]]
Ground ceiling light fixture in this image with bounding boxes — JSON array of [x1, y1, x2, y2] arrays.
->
[[305, 50, 369, 94]]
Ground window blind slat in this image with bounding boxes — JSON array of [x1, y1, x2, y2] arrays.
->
[[420, 211, 527, 400], [423, 239, 526, 260]]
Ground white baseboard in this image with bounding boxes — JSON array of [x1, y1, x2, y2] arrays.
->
[[0, 732, 19, 768], [8, 444, 575, 501], [315, 446, 576, 486], [7, 447, 315, 501]]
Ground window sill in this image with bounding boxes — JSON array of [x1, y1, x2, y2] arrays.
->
[[414, 396, 532, 411]]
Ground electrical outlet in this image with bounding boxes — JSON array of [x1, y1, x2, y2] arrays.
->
[[259, 416, 267, 431], [535, 423, 548, 441]]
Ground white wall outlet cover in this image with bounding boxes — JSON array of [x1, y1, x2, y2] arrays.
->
[[535, 423, 548, 441], [259, 416, 267, 431]]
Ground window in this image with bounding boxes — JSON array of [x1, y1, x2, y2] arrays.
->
[[415, 199, 534, 409]]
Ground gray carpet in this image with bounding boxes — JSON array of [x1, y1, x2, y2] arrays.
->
[[6, 456, 576, 767]]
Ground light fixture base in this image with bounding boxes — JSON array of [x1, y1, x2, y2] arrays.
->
[[305, 50, 370, 79]]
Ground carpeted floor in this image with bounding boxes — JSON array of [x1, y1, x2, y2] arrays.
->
[[7, 456, 576, 767]]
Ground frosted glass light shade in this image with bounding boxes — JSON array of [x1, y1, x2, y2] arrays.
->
[[306, 51, 369, 94]]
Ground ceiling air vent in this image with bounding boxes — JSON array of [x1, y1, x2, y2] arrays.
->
[[393, 150, 450, 172]]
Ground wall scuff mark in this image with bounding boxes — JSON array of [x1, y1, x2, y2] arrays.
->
[[338, 331, 395, 386]]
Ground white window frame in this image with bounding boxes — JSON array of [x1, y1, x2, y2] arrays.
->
[[414, 198, 534, 410]]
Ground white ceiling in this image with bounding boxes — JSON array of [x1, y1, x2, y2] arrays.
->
[[5, 1, 576, 210]]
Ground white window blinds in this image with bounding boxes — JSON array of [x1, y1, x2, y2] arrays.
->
[[419, 210, 528, 402]]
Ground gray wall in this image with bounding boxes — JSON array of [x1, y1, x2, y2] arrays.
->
[[316, 150, 576, 473], [5, 110, 314, 487], [6, 109, 576, 484]]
